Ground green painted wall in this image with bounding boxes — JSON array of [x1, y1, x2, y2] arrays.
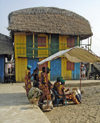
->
[[51, 34, 59, 55], [26, 34, 33, 58]]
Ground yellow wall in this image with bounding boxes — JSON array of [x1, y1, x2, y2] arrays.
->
[[15, 58, 27, 82], [14, 33, 26, 58], [33, 33, 34, 57], [48, 61, 50, 80], [61, 57, 72, 80], [60, 35, 71, 80], [46, 34, 51, 80], [77, 36, 80, 46], [38, 34, 48, 57], [48, 34, 51, 56], [59, 35, 68, 50]]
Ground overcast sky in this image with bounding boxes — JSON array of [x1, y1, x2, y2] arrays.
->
[[0, 0, 100, 55]]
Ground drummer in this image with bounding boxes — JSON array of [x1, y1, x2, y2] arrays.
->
[[60, 79, 80, 104], [54, 77, 80, 104]]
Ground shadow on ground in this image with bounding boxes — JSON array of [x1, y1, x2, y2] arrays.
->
[[0, 93, 29, 106]]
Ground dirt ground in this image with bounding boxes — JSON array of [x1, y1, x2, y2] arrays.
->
[[45, 86, 100, 123]]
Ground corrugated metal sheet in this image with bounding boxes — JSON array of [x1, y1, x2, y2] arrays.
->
[[61, 58, 72, 80], [72, 63, 80, 80], [39, 59, 48, 71], [75, 37, 77, 46], [15, 58, 27, 82], [77, 36, 80, 46], [61, 57, 67, 80], [14, 33, 26, 58], [50, 58, 61, 81], [28, 58, 39, 75], [0, 56, 4, 82], [48, 61, 50, 80], [34, 34, 38, 57], [38, 34, 48, 58], [51, 34, 59, 55], [67, 61, 74, 70], [48, 35, 51, 56], [59, 36, 67, 50], [67, 37, 75, 48], [33, 33, 34, 57], [26, 34, 33, 58]]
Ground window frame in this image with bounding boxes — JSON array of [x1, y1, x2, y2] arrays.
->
[[67, 37, 75, 48], [67, 61, 74, 70], [38, 36, 46, 47]]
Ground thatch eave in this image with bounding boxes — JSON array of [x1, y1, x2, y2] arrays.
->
[[8, 7, 93, 40], [8, 28, 92, 40], [0, 33, 13, 55]]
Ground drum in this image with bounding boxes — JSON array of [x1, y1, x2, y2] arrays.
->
[[75, 89, 81, 103], [72, 88, 81, 103]]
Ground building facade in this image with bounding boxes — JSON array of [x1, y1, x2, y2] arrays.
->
[[14, 32, 80, 81], [0, 33, 13, 83], [8, 7, 92, 82]]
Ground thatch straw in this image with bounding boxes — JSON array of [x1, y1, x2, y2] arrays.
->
[[8, 7, 92, 39], [0, 33, 13, 55]]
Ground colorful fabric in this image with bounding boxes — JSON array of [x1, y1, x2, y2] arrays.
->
[[28, 87, 42, 99], [39, 82, 51, 100], [54, 82, 80, 104], [65, 93, 80, 104], [40, 72, 48, 84], [24, 70, 32, 96], [53, 82, 65, 100], [53, 82, 61, 91], [57, 84, 65, 96], [39, 72, 51, 101]]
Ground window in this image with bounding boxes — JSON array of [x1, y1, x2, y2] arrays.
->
[[67, 37, 75, 48], [38, 37, 46, 47], [67, 61, 74, 70]]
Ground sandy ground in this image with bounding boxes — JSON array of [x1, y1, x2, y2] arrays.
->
[[0, 81, 100, 123], [45, 85, 100, 123]]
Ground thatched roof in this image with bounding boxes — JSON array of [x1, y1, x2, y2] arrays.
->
[[8, 7, 92, 39], [0, 33, 13, 55]]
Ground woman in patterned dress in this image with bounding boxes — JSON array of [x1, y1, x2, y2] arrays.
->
[[24, 65, 32, 96], [39, 67, 52, 108]]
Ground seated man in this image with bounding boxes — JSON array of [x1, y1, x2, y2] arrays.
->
[[53, 77, 61, 91], [53, 77, 68, 96], [53, 77, 80, 104], [53, 77, 67, 105]]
